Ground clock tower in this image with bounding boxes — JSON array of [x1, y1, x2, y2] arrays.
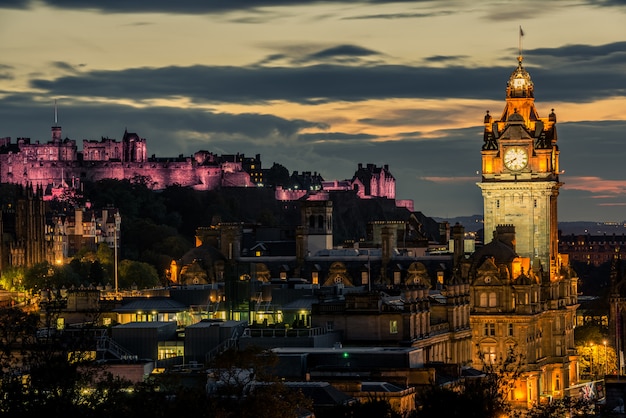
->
[[478, 56, 560, 280], [467, 54, 580, 409]]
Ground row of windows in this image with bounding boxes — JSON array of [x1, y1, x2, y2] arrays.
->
[[478, 291, 537, 307], [483, 322, 514, 337], [495, 199, 538, 208]]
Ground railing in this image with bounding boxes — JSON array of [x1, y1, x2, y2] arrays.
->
[[96, 336, 136, 360], [204, 324, 246, 364], [241, 326, 328, 338]]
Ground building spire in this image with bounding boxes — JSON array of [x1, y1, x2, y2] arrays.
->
[[51, 99, 62, 142]]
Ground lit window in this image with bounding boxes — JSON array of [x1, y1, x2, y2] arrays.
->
[[482, 345, 496, 364], [312, 272, 319, 285], [480, 292, 488, 307], [390, 320, 398, 334]]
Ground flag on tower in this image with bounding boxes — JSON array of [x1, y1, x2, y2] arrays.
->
[[520, 26, 524, 37]]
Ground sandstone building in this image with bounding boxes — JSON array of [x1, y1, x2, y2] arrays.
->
[[460, 55, 579, 408]]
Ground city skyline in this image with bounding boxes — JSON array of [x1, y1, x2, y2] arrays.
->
[[1, 1, 626, 221]]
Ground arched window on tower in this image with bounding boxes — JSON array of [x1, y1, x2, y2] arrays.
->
[[489, 292, 497, 307], [480, 292, 488, 307]]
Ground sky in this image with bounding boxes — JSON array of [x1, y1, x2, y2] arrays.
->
[[1, 0, 626, 222]]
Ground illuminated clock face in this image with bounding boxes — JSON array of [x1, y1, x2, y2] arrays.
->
[[504, 147, 528, 171]]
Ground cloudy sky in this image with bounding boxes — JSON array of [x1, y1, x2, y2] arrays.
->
[[1, 0, 626, 222]]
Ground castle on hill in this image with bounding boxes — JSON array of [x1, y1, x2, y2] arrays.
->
[[0, 124, 255, 196], [0, 123, 403, 206]]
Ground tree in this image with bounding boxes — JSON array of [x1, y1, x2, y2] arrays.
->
[[575, 323, 615, 378], [22, 262, 53, 291], [416, 346, 525, 418], [0, 267, 25, 291], [208, 346, 312, 418], [471, 344, 525, 417], [525, 396, 593, 418], [96, 242, 114, 272], [118, 259, 159, 289], [337, 399, 403, 418], [0, 306, 136, 417]]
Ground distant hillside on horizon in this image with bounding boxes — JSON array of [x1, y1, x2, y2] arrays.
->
[[434, 215, 626, 236]]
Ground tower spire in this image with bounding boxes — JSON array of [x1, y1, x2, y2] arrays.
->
[[51, 99, 62, 142]]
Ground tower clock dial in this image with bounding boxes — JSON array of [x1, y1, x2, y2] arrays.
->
[[503, 147, 528, 171]]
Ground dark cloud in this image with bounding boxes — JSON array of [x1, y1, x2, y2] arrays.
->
[[31, 63, 498, 104], [305, 45, 381, 61], [424, 55, 468, 63], [51, 61, 83, 74], [528, 41, 626, 62], [0, 94, 325, 156], [255, 45, 383, 66], [0, 64, 14, 80], [588, 0, 626, 6], [29, 41, 626, 105], [1, 92, 625, 221], [3, 0, 429, 14], [0, 0, 30, 8], [298, 132, 379, 142], [359, 108, 458, 127], [4, 0, 626, 15], [342, 10, 453, 20]]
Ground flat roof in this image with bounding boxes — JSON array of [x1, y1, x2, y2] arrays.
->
[[113, 321, 176, 329], [272, 346, 421, 354], [186, 320, 247, 328], [113, 297, 187, 313]]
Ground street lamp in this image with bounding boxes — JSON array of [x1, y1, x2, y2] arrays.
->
[[114, 211, 121, 297]]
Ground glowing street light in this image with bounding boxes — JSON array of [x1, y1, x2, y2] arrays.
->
[[114, 211, 121, 297]]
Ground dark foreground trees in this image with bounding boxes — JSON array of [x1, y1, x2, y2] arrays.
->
[[0, 312, 312, 418], [1, 306, 595, 418]]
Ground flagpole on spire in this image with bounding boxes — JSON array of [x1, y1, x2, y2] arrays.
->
[[518, 26, 525, 62]]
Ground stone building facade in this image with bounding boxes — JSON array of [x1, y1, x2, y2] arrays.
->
[[0, 126, 255, 194], [0, 185, 50, 271], [466, 55, 579, 409]]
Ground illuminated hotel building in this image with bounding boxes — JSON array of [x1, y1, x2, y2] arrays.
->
[[461, 54, 579, 408]]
